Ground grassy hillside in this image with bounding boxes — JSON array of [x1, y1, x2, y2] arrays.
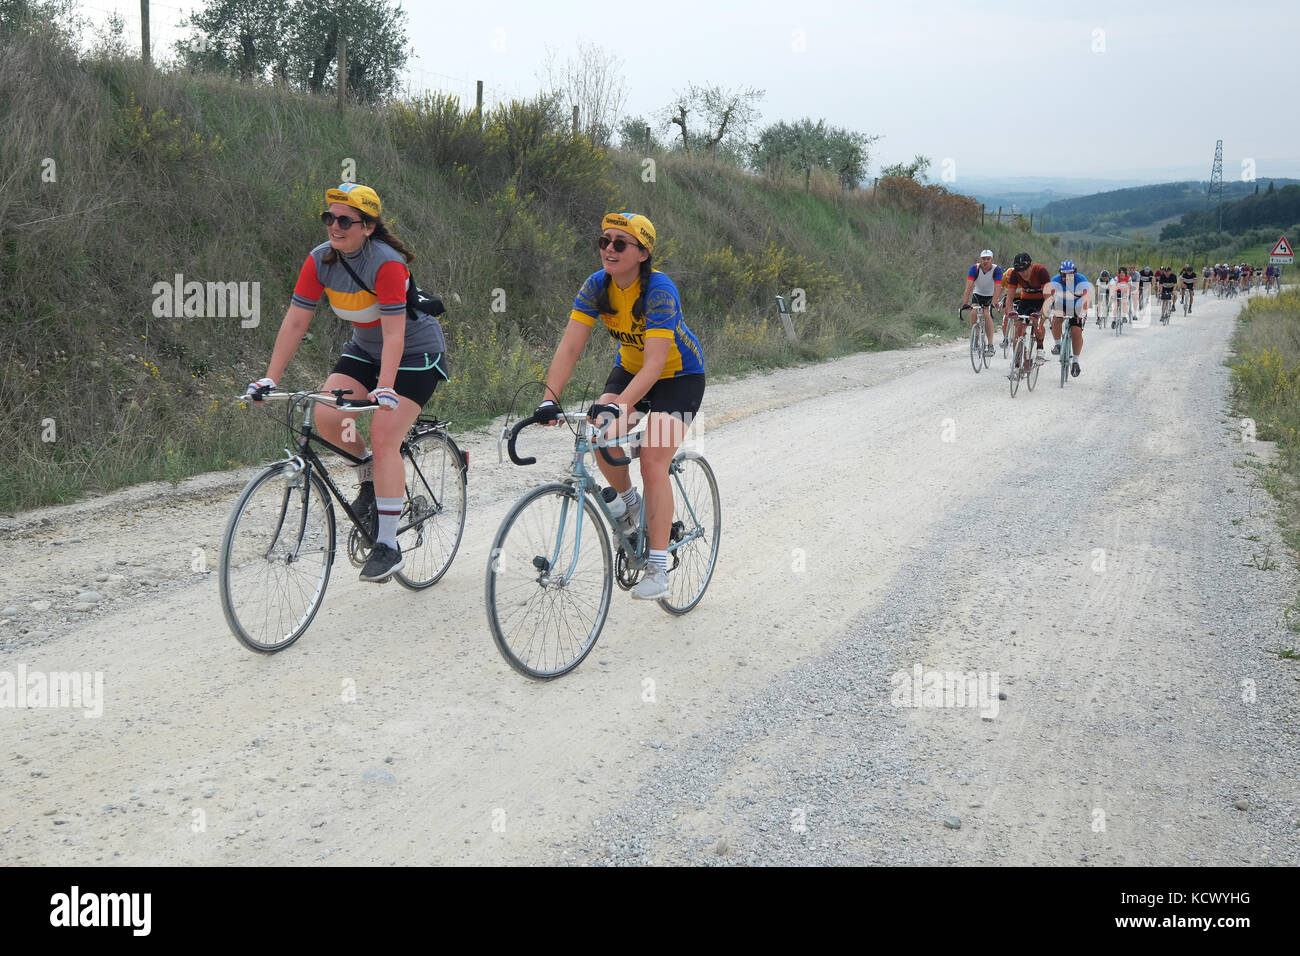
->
[[0, 29, 1082, 513]]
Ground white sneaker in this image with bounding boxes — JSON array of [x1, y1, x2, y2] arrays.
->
[[631, 566, 669, 600]]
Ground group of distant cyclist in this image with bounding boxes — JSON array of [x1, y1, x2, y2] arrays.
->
[[1200, 262, 1281, 296], [962, 249, 1284, 381]]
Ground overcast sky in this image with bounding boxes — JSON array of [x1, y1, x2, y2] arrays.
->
[[82, 0, 1300, 182]]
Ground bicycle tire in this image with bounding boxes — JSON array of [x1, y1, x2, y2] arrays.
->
[[395, 429, 467, 590], [1010, 339, 1024, 398], [1026, 341, 1040, 391], [657, 453, 721, 616], [220, 462, 335, 653], [485, 482, 612, 680], [969, 320, 983, 374]]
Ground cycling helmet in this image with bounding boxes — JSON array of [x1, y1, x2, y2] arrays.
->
[[1099, 269, 1111, 279], [1013, 252, 1032, 270], [1060, 259, 1076, 273]]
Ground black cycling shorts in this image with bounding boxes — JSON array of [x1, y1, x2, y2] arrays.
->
[[331, 353, 445, 408], [972, 293, 994, 307], [1159, 288, 1174, 299], [1010, 298, 1045, 316], [602, 367, 705, 420]]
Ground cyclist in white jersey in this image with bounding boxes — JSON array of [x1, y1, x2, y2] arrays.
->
[[961, 250, 1003, 354]]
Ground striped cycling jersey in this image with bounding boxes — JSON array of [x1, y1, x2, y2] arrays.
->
[[966, 263, 1003, 297], [570, 269, 705, 378], [291, 240, 446, 369]]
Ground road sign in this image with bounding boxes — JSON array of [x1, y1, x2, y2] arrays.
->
[[1270, 235, 1293, 264]]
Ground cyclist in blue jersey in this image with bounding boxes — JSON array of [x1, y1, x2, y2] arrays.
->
[[536, 213, 706, 601], [1044, 260, 1091, 378], [246, 183, 448, 582]]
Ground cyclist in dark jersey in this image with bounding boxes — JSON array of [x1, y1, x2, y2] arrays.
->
[[1179, 265, 1197, 311], [247, 183, 448, 582], [536, 212, 705, 601], [1157, 267, 1177, 317]]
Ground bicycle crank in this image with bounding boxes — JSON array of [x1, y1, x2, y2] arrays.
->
[[346, 528, 371, 569], [615, 547, 641, 591]]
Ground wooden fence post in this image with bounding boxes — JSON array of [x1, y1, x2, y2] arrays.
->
[[336, 37, 347, 110]]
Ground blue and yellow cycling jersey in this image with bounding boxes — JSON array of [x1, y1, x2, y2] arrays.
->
[[570, 269, 705, 379]]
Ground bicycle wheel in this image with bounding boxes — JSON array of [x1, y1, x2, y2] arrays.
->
[[1060, 343, 1069, 388], [220, 462, 335, 653], [1010, 338, 1024, 398], [1026, 341, 1040, 391], [395, 428, 467, 590], [657, 452, 721, 615], [969, 320, 983, 373], [486, 482, 612, 679]]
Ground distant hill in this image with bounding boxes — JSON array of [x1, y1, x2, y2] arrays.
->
[[950, 175, 1152, 214], [1162, 183, 1300, 240], [1035, 179, 1300, 233]]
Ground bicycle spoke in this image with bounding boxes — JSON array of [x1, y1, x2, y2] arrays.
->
[[220, 465, 334, 653], [487, 485, 612, 679], [395, 429, 466, 590], [658, 454, 720, 615]]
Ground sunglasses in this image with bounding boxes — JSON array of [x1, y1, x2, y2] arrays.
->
[[597, 235, 642, 253], [321, 211, 368, 229]]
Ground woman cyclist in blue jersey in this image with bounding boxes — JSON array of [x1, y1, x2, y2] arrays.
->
[[535, 213, 706, 601], [246, 183, 448, 583]]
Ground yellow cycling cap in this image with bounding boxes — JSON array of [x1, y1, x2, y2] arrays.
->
[[601, 212, 655, 254], [325, 182, 382, 217]]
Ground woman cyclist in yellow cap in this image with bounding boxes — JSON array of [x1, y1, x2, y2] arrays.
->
[[246, 183, 448, 582], [535, 212, 706, 600]]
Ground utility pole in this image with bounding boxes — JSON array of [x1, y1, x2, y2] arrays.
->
[[140, 0, 150, 65], [1209, 139, 1224, 242]]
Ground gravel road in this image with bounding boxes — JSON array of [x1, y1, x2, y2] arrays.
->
[[2, 291, 1297, 866]]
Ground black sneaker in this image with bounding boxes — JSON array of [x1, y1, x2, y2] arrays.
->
[[1071, 360, 1081, 378], [1051, 344, 1061, 355], [351, 481, 377, 541], [359, 543, 404, 582]]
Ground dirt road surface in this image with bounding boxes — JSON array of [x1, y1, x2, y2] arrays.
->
[[2, 291, 1297, 865]]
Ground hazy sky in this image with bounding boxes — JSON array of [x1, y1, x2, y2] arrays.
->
[[81, 0, 1300, 182]]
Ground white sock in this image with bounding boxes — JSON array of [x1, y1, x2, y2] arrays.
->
[[376, 496, 403, 549], [650, 549, 668, 573], [621, 487, 641, 512]]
